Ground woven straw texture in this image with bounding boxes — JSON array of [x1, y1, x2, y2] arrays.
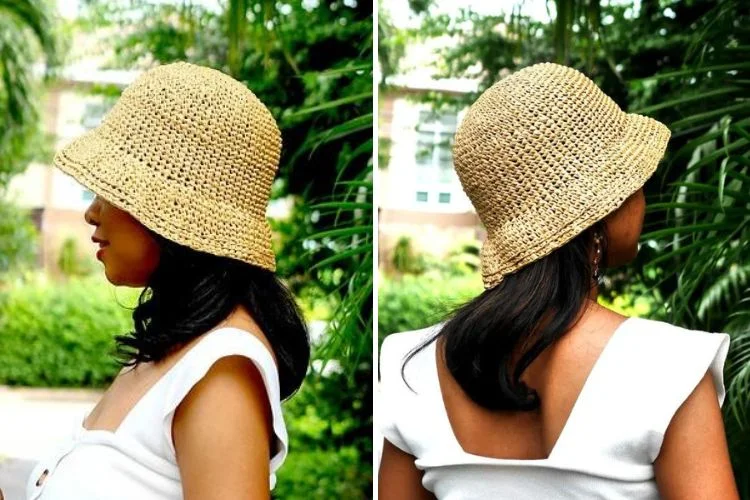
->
[[54, 61, 281, 271], [453, 62, 671, 289]]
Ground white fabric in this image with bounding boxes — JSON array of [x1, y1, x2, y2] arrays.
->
[[25, 327, 288, 500], [379, 316, 730, 499]]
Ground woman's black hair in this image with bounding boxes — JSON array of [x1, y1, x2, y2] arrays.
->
[[403, 220, 608, 411], [115, 230, 310, 400]]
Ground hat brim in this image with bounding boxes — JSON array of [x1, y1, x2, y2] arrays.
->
[[481, 112, 671, 289]]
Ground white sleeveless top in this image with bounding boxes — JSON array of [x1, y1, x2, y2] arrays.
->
[[379, 317, 730, 499], [25, 327, 288, 500]]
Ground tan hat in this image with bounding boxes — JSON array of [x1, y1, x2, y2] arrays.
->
[[453, 62, 671, 289], [54, 61, 281, 271]]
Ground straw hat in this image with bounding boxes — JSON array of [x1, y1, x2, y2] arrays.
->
[[453, 62, 671, 289], [54, 62, 281, 271]]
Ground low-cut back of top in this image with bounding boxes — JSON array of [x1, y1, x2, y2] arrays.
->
[[25, 327, 287, 500], [379, 317, 730, 500]]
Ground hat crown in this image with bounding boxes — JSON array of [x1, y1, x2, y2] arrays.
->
[[100, 61, 280, 217], [454, 63, 625, 228], [452, 62, 670, 288]]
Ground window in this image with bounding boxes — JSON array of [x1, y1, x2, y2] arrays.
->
[[81, 101, 111, 130], [414, 112, 457, 183], [413, 109, 459, 206]]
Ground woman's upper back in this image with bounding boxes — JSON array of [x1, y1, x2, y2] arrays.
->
[[25, 327, 287, 500], [379, 316, 729, 499]]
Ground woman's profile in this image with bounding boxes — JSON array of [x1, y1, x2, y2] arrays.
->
[[25, 62, 310, 499], [378, 63, 739, 499]]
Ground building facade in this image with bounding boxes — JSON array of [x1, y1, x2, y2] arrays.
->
[[378, 83, 483, 271]]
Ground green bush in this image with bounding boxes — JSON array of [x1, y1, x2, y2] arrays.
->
[[0, 273, 139, 387], [57, 236, 97, 278], [391, 236, 425, 274], [274, 447, 366, 499], [378, 272, 482, 343], [0, 201, 39, 274], [0, 272, 335, 387], [276, 364, 372, 499]]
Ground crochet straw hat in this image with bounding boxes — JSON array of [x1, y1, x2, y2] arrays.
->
[[54, 61, 281, 271], [453, 62, 671, 289]]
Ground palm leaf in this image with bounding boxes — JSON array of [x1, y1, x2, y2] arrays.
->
[[0, 0, 57, 182], [290, 62, 373, 373], [636, 4, 750, 485]]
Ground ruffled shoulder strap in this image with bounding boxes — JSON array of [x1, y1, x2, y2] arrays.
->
[[557, 317, 729, 470]]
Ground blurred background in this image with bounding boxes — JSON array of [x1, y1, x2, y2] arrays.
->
[[377, 0, 750, 494], [0, 0, 372, 498]]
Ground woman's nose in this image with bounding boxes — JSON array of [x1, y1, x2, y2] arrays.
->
[[84, 198, 100, 226]]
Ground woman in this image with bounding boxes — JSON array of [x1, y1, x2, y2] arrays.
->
[[378, 63, 739, 499], [25, 62, 310, 500]]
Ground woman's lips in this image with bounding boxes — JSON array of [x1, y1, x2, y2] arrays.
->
[[96, 244, 108, 260]]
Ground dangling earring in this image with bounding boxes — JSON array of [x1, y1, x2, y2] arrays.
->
[[592, 230, 604, 284]]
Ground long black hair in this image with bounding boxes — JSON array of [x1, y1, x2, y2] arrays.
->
[[404, 220, 608, 411], [115, 230, 310, 400]]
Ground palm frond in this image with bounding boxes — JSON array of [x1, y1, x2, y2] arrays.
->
[[292, 63, 373, 373], [636, 1, 750, 487], [0, 0, 57, 180]]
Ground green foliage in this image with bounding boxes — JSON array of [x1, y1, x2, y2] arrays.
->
[[597, 280, 664, 319], [297, 60, 374, 371], [0, 201, 38, 274], [0, 0, 58, 184], [442, 241, 481, 275], [305, 171, 373, 370], [391, 236, 423, 274], [380, 240, 483, 343], [0, 273, 139, 387], [276, 363, 372, 499], [57, 236, 96, 278], [378, 136, 391, 169], [378, 273, 482, 344], [623, 1, 750, 490], [0, 0, 58, 280], [274, 447, 367, 499], [377, 7, 406, 84]]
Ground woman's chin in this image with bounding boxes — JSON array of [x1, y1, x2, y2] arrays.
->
[[103, 268, 147, 288]]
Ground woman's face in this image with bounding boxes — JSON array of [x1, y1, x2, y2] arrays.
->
[[84, 195, 161, 287], [602, 188, 646, 268]]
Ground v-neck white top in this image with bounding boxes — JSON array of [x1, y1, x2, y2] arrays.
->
[[25, 327, 288, 500], [379, 317, 730, 499]]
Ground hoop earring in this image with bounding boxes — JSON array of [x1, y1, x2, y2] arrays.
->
[[592, 230, 604, 285]]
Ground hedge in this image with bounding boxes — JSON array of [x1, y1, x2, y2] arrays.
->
[[0, 274, 139, 387]]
